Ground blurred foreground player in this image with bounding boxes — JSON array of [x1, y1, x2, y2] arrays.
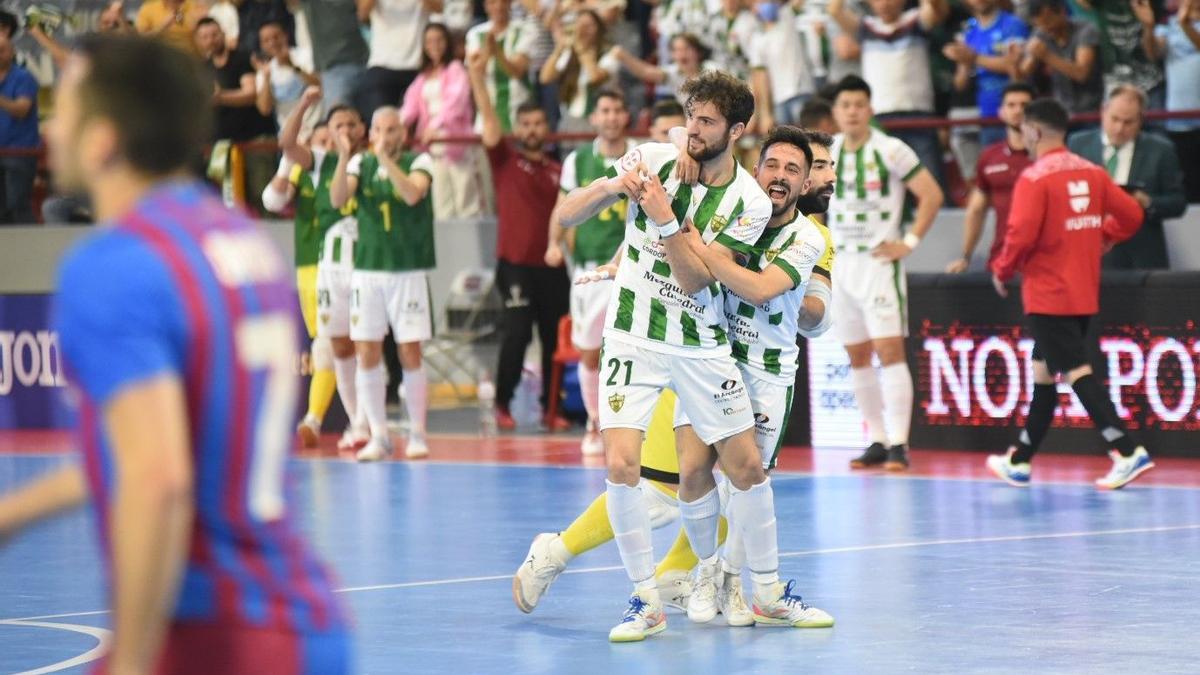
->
[[988, 98, 1153, 490], [0, 36, 350, 673]]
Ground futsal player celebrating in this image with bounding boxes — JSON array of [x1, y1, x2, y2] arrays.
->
[[262, 121, 343, 449], [282, 87, 372, 452], [513, 131, 839, 623], [987, 98, 1153, 489], [827, 75, 944, 472], [556, 72, 776, 642], [0, 35, 350, 673], [331, 107, 436, 461], [545, 89, 638, 457]]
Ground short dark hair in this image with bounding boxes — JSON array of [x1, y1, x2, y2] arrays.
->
[[833, 74, 871, 102], [324, 104, 361, 125], [1023, 98, 1070, 133], [798, 98, 833, 130], [1027, 0, 1067, 16], [758, 125, 813, 171], [680, 71, 755, 128], [1001, 82, 1036, 101], [594, 88, 626, 110], [516, 101, 547, 119], [75, 35, 213, 176], [804, 129, 835, 151], [651, 99, 685, 123], [259, 20, 287, 35], [420, 23, 454, 72], [0, 10, 17, 37], [194, 16, 220, 32]]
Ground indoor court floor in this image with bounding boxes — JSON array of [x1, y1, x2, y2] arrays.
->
[[2, 428, 1199, 674]]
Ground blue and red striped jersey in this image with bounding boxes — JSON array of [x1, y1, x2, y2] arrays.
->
[[53, 181, 348, 638]]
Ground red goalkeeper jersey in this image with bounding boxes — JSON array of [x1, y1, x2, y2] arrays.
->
[[991, 147, 1143, 316]]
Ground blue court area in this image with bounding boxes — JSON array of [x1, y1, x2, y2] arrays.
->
[[2, 454, 1200, 674]]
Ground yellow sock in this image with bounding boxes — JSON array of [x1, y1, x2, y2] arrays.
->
[[560, 492, 615, 557], [306, 368, 337, 421], [654, 516, 728, 578]]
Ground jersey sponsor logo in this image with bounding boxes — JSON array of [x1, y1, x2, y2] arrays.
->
[[754, 413, 770, 424], [983, 163, 1010, 176], [618, 148, 643, 172], [1067, 180, 1090, 213], [608, 392, 625, 412], [721, 379, 738, 391], [203, 230, 288, 288]]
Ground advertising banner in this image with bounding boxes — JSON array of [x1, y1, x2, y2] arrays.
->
[[808, 273, 1200, 457]]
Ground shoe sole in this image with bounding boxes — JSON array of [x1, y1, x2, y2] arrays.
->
[[1096, 461, 1155, 490], [511, 575, 535, 614], [609, 620, 667, 643], [754, 615, 835, 628], [405, 448, 429, 459], [986, 461, 1030, 487], [882, 461, 909, 472], [297, 425, 319, 449], [849, 460, 885, 469]]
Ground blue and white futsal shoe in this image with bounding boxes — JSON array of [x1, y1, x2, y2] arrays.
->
[[1095, 447, 1155, 490], [986, 447, 1032, 487]]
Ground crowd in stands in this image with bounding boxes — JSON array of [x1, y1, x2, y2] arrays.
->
[[0, 0, 1198, 224]]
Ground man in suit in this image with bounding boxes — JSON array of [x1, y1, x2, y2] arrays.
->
[[1068, 85, 1187, 269]]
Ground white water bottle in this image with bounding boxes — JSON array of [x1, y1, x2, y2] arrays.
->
[[478, 369, 497, 437]]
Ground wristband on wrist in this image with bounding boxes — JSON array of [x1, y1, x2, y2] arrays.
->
[[656, 218, 681, 238], [902, 232, 922, 250]]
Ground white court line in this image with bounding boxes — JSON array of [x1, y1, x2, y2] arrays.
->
[[13, 451, 1200, 490], [10, 522, 1197, 625], [0, 619, 110, 675]]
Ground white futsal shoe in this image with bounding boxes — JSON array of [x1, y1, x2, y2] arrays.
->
[[687, 559, 720, 623], [512, 533, 568, 613], [337, 426, 369, 452], [608, 592, 667, 643], [355, 436, 392, 462], [655, 569, 692, 612], [753, 580, 835, 628], [716, 572, 755, 627], [296, 414, 321, 448], [404, 433, 429, 459]]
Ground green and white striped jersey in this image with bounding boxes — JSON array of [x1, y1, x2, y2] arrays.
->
[[560, 138, 638, 267], [603, 142, 772, 357], [828, 129, 922, 251], [466, 20, 537, 133], [725, 211, 828, 384]]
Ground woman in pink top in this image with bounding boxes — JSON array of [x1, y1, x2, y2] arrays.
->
[[402, 23, 487, 217]]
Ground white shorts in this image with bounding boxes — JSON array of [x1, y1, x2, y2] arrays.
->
[[350, 270, 434, 343], [674, 366, 794, 470], [316, 263, 353, 339], [598, 338, 754, 446], [570, 268, 610, 351], [832, 253, 908, 344]]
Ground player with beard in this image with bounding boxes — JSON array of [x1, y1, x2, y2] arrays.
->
[[514, 127, 837, 632], [946, 83, 1035, 274], [467, 50, 570, 431], [555, 71, 781, 641]]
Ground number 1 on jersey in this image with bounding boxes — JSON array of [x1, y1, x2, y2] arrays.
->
[[381, 201, 392, 232]]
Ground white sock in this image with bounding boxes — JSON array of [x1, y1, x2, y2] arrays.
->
[[606, 480, 657, 588], [356, 362, 388, 441], [578, 362, 601, 427], [333, 355, 358, 422], [678, 487, 721, 562], [549, 534, 573, 564], [729, 478, 779, 593], [401, 367, 428, 436], [880, 362, 914, 446], [718, 477, 744, 574], [851, 366, 888, 444], [312, 336, 334, 371]]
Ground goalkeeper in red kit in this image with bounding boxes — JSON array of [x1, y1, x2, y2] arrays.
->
[[987, 98, 1153, 490]]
